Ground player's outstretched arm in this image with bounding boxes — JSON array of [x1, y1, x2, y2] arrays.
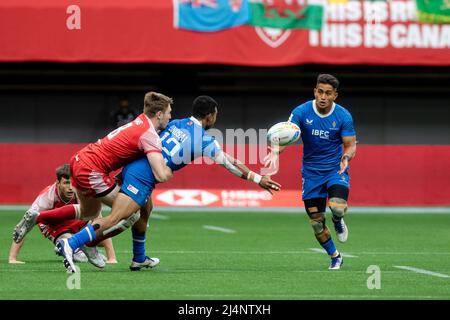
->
[[213, 151, 281, 194], [9, 239, 25, 264], [146, 152, 173, 182], [339, 135, 357, 174]]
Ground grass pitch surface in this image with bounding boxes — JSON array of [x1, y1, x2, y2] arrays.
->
[[1, 209, 449, 300]]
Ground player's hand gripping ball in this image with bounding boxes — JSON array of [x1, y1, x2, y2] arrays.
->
[[267, 122, 301, 146]]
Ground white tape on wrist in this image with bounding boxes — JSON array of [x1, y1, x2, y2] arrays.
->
[[253, 174, 262, 184], [248, 171, 262, 184]]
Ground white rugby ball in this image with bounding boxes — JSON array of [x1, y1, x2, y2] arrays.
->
[[267, 122, 301, 146]]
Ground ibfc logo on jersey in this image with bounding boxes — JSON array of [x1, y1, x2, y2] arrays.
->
[[312, 129, 329, 139]]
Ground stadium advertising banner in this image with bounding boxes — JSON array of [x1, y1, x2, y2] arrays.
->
[[1, 144, 449, 206], [152, 189, 301, 208], [0, 0, 449, 65]]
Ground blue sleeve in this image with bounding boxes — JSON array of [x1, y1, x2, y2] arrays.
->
[[288, 106, 302, 127], [202, 134, 222, 158], [341, 112, 356, 137]]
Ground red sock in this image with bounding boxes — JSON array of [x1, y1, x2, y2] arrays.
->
[[36, 204, 77, 224]]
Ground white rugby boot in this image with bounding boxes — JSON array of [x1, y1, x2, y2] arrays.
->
[[332, 217, 348, 243], [80, 245, 106, 269], [72, 249, 88, 263], [329, 254, 344, 270], [13, 208, 39, 243], [129, 256, 160, 271], [99, 253, 107, 262], [55, 238, 76, 273]]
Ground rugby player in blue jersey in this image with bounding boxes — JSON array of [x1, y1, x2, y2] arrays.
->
[[120, 95, 281, 270], [265, 74, 357, 270], [59, 96, 281, 272]]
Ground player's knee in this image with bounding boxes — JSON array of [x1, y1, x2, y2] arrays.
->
[[329, 197, 347, 218], [309, 212, 325, 235]]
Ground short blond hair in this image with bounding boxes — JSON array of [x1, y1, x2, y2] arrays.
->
[[143, 92, 173, 117]]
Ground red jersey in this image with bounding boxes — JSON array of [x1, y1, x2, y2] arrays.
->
[[78, 113, 162, 173], [31, 183, 84, 242], [30, 183, 78, 212]]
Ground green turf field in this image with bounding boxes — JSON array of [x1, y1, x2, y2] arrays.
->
[[1, 209, 449, 300]]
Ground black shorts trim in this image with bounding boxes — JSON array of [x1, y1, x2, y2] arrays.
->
[[327, 184, 349, 201], [94, 183, 117, 198], [303, 198, 327, 215]]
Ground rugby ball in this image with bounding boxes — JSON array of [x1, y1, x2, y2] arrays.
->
[[267, 122, 301, 146]]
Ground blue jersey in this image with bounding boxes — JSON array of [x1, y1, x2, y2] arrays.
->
[[289, 100, 355, 172], [160, 117, 221, 170], [120, 117, 222, 206]]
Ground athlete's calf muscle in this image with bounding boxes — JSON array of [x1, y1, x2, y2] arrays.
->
[[93, 192, 141, 236]]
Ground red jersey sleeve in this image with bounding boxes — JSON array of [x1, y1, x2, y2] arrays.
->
[[30, 183, 57, 212], [139, 127, 162, 154]]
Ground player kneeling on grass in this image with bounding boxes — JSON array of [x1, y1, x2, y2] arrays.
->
[[9, 164, 117, 266]]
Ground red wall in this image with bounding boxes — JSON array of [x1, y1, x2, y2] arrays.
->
[[1, 144, 449, 206]]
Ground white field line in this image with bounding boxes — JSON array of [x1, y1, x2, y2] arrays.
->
[[394, 266, 450, 278], [150, 213, 169, 220], [119, 250, 316, 254], [154, 207, 450, 214], [117, 249, 450, 255], [0, 268, 67, 272], [2, 205, 450, 214], [308, 248, 358, 258], [357, 252, 450, 255], [350, 207, 450, 214], [203, 225, 236, 233], [0, 205, 30, 210]]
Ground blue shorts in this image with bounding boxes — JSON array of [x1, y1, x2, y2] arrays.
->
[[120, 157, 156, 207], [301, 167, 350, 200]]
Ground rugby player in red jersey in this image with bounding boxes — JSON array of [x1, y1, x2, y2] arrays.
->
[[13, 92, 174, 265], [9, 164, 117, 266]]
